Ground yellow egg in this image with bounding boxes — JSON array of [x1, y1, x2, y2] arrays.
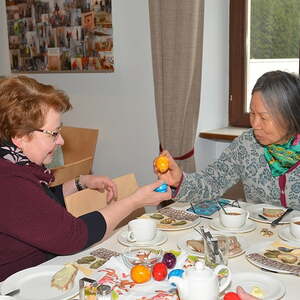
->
[[130, 265, 151, 284], [155, 156, 169, 173]]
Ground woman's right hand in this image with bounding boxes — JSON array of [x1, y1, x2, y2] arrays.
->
[[153, 150, 183, 188], [131, 180, 172, 207]]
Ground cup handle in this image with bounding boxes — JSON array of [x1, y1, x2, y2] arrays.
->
[[127, 230, 136, 242], [245, 211, 250, 220], [214, 264, 231, 293]]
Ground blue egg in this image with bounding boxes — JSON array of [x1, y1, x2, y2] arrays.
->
[[154, 183, 168, 193], [168, 269, 184, 286]]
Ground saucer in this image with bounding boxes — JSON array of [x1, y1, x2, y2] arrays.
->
[[117, 229, 168, 247], [210, 217, 256, 233], [278, 226, 300, 245]]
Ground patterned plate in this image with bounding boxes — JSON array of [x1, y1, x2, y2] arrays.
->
[[245, 240, 300, 275]]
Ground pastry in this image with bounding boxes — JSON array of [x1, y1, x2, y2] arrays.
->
[[51, 264, 78, 290], [187, 239, 204, 252], [277, 254, 297, 264], [262, 207, 284, 218]]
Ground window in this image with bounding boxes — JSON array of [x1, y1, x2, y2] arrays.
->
[[229, 0, 300, 127]]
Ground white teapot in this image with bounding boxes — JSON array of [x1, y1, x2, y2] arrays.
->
[[169, 262, 231, 300]]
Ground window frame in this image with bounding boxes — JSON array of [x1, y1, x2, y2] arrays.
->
[[229, 0, 251, 127]]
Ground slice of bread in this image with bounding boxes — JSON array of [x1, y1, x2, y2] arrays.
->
[[187, 239, 204, 253], [51, 264, 78, 291], [263, 207, 284, 218]]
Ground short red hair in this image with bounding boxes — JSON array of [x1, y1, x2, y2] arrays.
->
[[0, 76, 72, 141]]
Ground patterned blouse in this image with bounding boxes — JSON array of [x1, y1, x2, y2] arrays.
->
[[174, 129, 300, 210]]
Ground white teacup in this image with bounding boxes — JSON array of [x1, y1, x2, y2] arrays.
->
[[219, 207, 249, 229], [127, 219, 157, 242], [289, 217, 300, 240]]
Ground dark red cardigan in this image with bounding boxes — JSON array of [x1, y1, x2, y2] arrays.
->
[[0, 158, 106, 281]]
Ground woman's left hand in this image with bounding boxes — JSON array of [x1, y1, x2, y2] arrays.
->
[[80, 175, 118, 202]]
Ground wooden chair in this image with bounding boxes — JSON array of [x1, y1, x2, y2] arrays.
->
[[50, 126, 99, 186], [64, 173, 145, 228], [222, 181, 246, 201]]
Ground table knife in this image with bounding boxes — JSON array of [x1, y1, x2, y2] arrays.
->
[[271, 207, 293, 227], [5, 288, 20, 296], [258, 214, 269, 221]]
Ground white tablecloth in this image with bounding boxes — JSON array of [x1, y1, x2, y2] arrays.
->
[[40, 202, 299, 300]]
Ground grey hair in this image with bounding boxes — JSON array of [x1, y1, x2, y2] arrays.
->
[[252, 70, 300, 136]]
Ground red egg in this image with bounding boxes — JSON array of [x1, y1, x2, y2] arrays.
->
[[152, 262, 168, 281], [224, 292, 241, 300]]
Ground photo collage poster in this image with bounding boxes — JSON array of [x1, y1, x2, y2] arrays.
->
[[6, 0, 114, 73]]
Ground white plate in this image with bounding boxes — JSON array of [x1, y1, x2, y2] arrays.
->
[[0, 265, 83, 300], [140, 213, 201, 231], [210, 217, 256, 233], [278, 226, 300, 245], [177, 231, 247, 258], [246, 240, 300, 274], [247, 204, 300, 224], [117, 229, 168, 246], [229, 272, 285, 300]]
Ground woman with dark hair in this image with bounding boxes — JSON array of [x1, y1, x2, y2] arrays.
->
[[0, 76, 171, 281], [155, 70, 300, 209]]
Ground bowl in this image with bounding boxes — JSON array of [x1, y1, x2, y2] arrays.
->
[[122, 247, 163, 268]]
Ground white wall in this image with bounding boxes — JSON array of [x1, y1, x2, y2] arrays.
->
[[196, 0, 231, 170], [0, 0, 230, 184]]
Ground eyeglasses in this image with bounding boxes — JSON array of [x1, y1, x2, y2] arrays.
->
[[34, 127, 62, 142]]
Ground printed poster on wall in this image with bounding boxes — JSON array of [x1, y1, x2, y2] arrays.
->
[[6, 0, 114, 73]]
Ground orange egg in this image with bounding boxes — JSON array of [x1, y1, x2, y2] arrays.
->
[[130, 265, 151, 283], [155, 156, 169, 173]]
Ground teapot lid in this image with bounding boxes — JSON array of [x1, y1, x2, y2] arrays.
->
[[187, 261, 214, 278]]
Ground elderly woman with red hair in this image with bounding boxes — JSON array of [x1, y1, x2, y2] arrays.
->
[[0, 76, 171, 281]]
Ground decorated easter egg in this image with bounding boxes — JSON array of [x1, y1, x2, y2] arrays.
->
[[155, 156, 169, 173], [152, 262, 168, 281], [162, 252, 176, 269], [154, 183, 168, 193], [168, 268, 184, 286], [130, 265, 151, 283], [223, 292, 241, 300]]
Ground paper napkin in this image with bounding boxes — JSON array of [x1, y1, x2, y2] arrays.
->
[[95, 256, 178, 300]]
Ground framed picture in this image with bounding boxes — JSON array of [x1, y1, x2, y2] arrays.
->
[[5, 0, 114, 73]]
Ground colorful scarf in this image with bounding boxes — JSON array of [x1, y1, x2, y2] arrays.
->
[[0, 140, 54, 185], [264, 135, 300, 177]]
